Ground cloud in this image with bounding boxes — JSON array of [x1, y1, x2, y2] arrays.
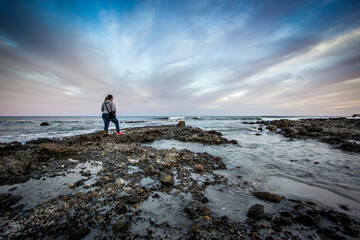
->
[[0, 0, 360, 116]]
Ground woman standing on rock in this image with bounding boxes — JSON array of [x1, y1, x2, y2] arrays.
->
[[101, 94, 122, 135]]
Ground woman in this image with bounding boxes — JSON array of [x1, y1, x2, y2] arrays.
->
[[101, 94, 122, 135]]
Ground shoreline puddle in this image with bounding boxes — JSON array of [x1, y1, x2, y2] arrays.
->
[[0, 159, 103, 210]]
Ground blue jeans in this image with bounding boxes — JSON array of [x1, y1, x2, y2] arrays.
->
[[102, 113, 120, 133]]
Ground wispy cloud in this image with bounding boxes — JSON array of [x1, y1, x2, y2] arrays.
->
[[0, 0, 359, 116]]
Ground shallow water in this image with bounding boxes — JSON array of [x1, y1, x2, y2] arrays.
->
[[0, 159, 103, 209], [144, 123, 360, 220], [1, 116, 359, 220]]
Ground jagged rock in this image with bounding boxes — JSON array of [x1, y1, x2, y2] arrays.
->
[[40, 122, 50, 126]]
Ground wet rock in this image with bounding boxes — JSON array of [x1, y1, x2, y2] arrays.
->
[[193, 164, 204, 172], [273, 216, 293, 226], [115, 204, 128, 215], [177, 120, 186, 127], [296, 214, 317, 226], [185, 207, 198, 219], [69, 183, 76, 189], [152, 193, 160, 198], [247, 204, 264, 220], [159, 172, 174, 186], [267, 125, 277, 131], [102, 176, 111, 182], [188, 224, 200, 233], [252, 191, 282, 203], [8, 186, 17, 191], [344, 225, 359, 237], [196, 204, 211, 216], [68, 227, 91, 240], [40, 122, 50, 126], [127, 196, 141, 204], [112, 221, 131, 233], [201, 197, 209, 203], [0, 193, 22, 212]]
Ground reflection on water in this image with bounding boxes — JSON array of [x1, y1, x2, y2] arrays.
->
[[0, 160, 102, 210], [144, 124, 360, 219]]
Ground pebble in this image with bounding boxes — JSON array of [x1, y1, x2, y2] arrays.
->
[[193, 164, 204, 172]]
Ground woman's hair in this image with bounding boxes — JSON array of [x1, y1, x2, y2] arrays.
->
[[105, 94, 113, 101]]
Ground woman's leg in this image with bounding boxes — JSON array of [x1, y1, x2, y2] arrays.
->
[[102, 113, 110, 130], [110, 117, 120, 133]]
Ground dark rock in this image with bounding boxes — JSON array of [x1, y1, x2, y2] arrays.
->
[[112, 221, 131, 233], [68, 227, 91, 240], [196, 204, 211, 216], [247, 204, 264, 220], [267, 125, 277, 131], [40, 122, 50, 126], [0, 193, 22, 212], [273, 216, 293, 226], [188, 224, 200, 233], [177, 121, 186, 127], [344, 225, 359, 237], [296, 214, 317, 226], [115, 204, 128, 215], [152, 193, 160, 199], [127, 196, 141, 204], [252, 191, 282, 203], [185, 207, 198, 219], [8, 187, 17, 191], [201, 197, 209, 203]]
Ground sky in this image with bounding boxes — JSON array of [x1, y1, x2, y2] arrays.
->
[[0, 0, 360, 116]]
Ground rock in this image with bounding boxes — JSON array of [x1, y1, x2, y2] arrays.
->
[[201, 197, 209, 203], [115, 178, 125, 185], [273, 216, 293, 226], [159, 173, 174, 186], [69, 183, 76, 189], [296, 214, 317, 226], [193, 164, 204, 172], [177, 121, 186, 127], [267, 125, 277, 131], [124, 188, 133, 194], [344, 225, 359, 237], [185, 207, 198, 219], [40, 122, 50, 126], [196, 204, 211, 216], [115, 204, 128, 215], [57, 201, 65, 211], [247, 204, 264, 220], [102, 176, 111, 182], [8, 187, 17, 191], [127, 196, 141, 204], [252, 191, 282, 203], [152, 193, 160, 198], [112, 221, 131, 233], [68, 227, 91, 240], [188, 224, 199, 233]]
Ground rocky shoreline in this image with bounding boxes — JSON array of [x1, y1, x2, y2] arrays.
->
[[249, 118, 360, 152], [0, 122, 359, 239]]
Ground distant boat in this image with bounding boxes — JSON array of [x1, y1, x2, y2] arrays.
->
[[168, 116, 185, 121]]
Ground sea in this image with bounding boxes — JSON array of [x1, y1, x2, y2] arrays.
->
[[0, 116, 359, 220]]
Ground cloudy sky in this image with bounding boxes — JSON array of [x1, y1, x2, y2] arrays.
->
[[0, 0, 359, 116]]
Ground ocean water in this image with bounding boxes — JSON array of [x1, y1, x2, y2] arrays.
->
[[1, 116, 359, 219]]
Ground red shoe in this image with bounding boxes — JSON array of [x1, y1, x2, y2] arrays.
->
[[117, 132, 123, 135]]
